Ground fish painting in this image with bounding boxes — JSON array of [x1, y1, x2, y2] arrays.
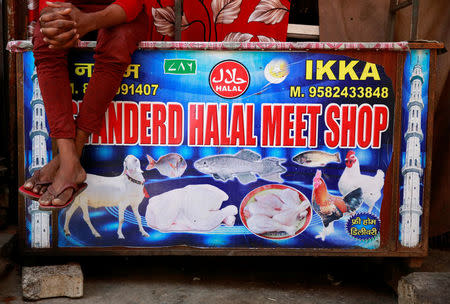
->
[[194, 149, 286, 184], [146, 153, 187, 178], [293, 151, 341, 167]]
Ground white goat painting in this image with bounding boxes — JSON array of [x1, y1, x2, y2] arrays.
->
[[64, 155, 149, 239]]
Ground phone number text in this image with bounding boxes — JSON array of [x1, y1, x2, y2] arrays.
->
[[290, 86, 390, 99], [71, 83, 159, 96]]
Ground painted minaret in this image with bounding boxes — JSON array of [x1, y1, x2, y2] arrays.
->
[[28, 68, 51, 248], [400, 60, 424, 247]]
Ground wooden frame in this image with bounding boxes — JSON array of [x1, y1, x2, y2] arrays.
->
[[15, 42, 443, 257]]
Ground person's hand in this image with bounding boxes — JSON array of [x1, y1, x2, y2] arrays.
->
[[47, 2, 95, 39], [40, 1, 128, 50], [39, 2, 78, 49]]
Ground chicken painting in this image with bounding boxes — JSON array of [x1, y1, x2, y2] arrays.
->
[[145, 184, 237, 232], [312, 170, 363, 241], [338, 151, 385, 213]]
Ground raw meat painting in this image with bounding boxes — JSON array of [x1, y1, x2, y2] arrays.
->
[[241, 185, 312, 239]]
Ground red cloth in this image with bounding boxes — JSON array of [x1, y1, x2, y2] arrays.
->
[[30, 0, 290, 138], [33, 8, 149, 138], [38, 0, 144, 22], [148, 0, 291, 42], [115, 0, 144, 21], [33, 0, 291, 42]]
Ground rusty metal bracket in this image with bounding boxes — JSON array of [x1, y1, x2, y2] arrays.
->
[[391, 0, 413, 11], [387, 0, 419, 41], [174, 0, 183, 41]]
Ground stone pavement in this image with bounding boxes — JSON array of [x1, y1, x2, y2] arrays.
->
[[398, 272, 450, 304], [0, 226, 15, 279], [22, 264, 83, 300], [1, 223, 449, 304], [1, 255, 398, 304]]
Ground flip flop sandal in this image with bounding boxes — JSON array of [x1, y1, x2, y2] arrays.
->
[[19, 169, 52, 200], [39, 182, 88, 211]]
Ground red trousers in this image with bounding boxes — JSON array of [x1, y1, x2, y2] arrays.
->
[[33, 5, 148, 139]]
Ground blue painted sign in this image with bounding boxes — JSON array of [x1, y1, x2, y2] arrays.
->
[[23, 49, 395, 249]]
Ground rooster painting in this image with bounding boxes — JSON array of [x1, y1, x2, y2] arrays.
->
[[312, 170, 363, 241], [338, 151, 385, 213]]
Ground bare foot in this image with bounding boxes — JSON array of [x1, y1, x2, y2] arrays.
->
[[25, 129, 89, 197], [23, 155, 60, 195], [39, 155, 86, 207]]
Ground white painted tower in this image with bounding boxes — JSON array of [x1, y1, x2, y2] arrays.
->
[[28, 69, 51, 248], [400, 60, 424, 247]]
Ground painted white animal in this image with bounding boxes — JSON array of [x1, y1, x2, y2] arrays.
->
[[145, 184, 237, 232], [338, 151, 385, 213], [64, 155, 149, 239]]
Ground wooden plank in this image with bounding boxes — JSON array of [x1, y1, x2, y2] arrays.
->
[[408, 42, 445, 49], [287, 24, 319, 39], [7, 0, 18, 230], [410, 0, 419, 41], [420, 49, 438, 255], [386, 52, 406, 251], [174, 0, 183, 41], [21, 246, 429, 257], [16, 53, 26, 254], [390, 0, 412, 12], [51, 210, 58, 250]]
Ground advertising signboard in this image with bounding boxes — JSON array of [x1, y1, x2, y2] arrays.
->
[[8, 41, 439, 256]]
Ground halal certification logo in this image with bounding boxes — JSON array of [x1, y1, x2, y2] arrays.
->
[[346, 212, 380, 241], [209, 60, 250, 99]]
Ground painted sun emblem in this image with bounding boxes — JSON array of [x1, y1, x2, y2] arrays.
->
[[264, 59, 289, 84]]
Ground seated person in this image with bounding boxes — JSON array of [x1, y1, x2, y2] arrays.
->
[[20, 0, 149, 209]]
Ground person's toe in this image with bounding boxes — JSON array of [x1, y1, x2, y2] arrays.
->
[[23, 175, 37, 190], [51, 188, 73, 206], [39, 185, 48, 195], [24, 181, 34, 189], [34, 184, 43, 194], [39, 191, 53, 206]]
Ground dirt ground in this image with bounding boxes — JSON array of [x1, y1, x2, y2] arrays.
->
[[1, 244, 449, 304], [1, 255, 399, 304]]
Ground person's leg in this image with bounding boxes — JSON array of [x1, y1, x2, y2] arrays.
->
[[40, 10, 149, 206], [38, 129, 90, 206], [23, 131, 88, 195], [24, 3, 109, 195], [75, 10, 149, 135], [23, 23, 76, 195]]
